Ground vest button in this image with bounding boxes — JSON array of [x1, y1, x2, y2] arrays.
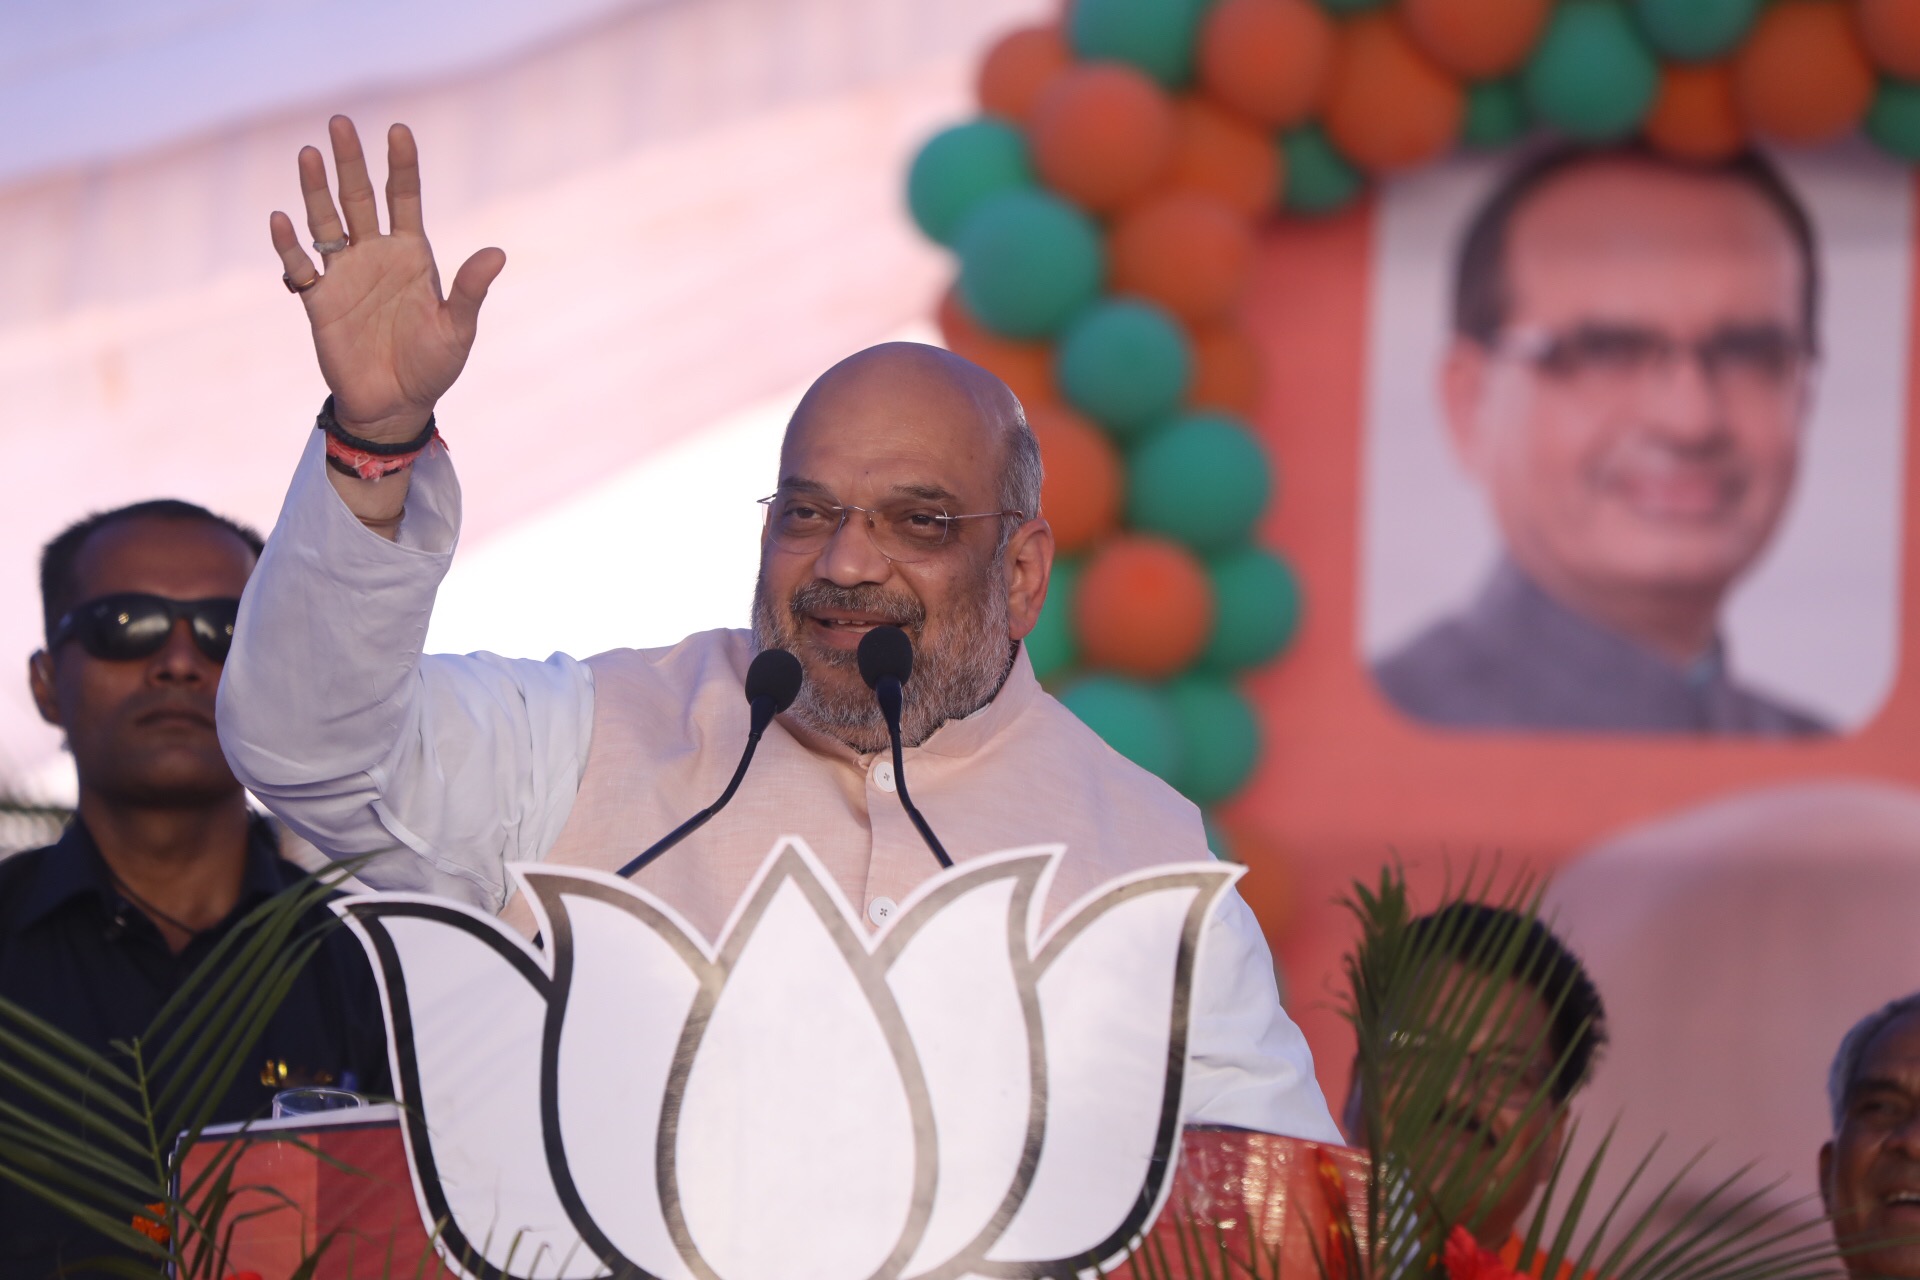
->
[[867, 896, 897, 926]]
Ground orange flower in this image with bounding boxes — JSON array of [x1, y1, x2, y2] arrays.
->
[[1445, 1226, 1526, 1280], [130, 1201, 170, 1245]]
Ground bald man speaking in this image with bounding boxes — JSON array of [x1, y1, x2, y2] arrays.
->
[[216, 117, 1339, 1141]]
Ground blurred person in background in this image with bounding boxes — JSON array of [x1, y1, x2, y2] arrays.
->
[[1344, 904, 1609, 1259], [1824, 994, 1920, 1280], [1374, 145, 1826, 736], [0, 500, 388, 1275]]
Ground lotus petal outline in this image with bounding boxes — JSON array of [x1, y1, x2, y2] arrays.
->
[[339, 839, 1240, 1280]]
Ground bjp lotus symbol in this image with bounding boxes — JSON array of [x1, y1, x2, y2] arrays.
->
[[340, 839, 1237, 1280]]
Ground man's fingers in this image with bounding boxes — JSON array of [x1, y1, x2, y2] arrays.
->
[[445, 248, 507, 341], [298, 146, 347, 247], [270, 211, 321, 290], [328, 115, 381, 242], [386, 123, 424, 236]]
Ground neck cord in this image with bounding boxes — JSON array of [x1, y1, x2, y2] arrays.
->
[[104, 864, 204, 939]]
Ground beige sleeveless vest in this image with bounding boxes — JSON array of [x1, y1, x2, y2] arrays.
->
[[500, 629, 1210, 944]]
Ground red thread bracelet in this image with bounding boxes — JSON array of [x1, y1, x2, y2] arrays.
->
[[316, 395, 445, 481], [324, 431, 444, 481]]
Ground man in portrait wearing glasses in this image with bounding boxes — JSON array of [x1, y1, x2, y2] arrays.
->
[[214, 116, 1341, 1143], [1373, 144, 1827, 735], [0, 501, 389, 1273]]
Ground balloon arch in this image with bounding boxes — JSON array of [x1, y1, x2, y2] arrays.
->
[[905, 0, 1917, 900]]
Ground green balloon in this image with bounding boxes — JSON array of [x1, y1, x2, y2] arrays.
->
[[907, 120, 1032, 247], [1060, 675, 1185, 784], [1069, 0, 1211, 88], [1126, 413, 1272, 553], [1630, 0, 1760, 61], [1868, 80, 1920, 162], [1027, 557, 1083, 680], [1280, 125, 1363, 216], [1056, 300, 1192, 437], [1166, 675, 1262, 805], [1463, 79, 1531, 149], [1523, 1, 1660, 142], [1201, 547, 1302, 672], [956, 190, 1105, 340]]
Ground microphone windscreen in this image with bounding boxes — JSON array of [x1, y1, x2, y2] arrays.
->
[[745, 648, 804, 713], [857, 625, 914, 690]]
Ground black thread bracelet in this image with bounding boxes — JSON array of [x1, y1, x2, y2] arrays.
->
[[315, 394, 438, 455]]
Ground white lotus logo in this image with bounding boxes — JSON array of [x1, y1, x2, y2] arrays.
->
[[340, 839, 1238, 1280]]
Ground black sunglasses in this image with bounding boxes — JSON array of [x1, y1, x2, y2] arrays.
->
[[49, 593, 240, 664]]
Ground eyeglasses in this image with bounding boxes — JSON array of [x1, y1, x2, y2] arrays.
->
[[758, 491, 1024, 563], [50, 593, 240, 664], [1493, 321, 1813, 403]]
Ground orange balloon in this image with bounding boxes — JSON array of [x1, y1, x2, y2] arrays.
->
[[976, 24, 1072, 124], [1074, 536, 1216, 678], [1321, 13, 1466, 174], [1109, 193, 1255, 326], [1164, 97, 1282, 220], [1031, 64, 1178, 212], [1188, 323, 1264, 416], [1030, 404, 1122, 552], [938, 287, 1057, 409], [1029, 64, 1175, 213], [1645, 63, 1744, 162], [1402, 0, 1549, 79], [1734, 0, 1875, 145], [1860, 0, 1920, 78], [1216, 819, 1295, 932], [1197, 0, 1337, 128]]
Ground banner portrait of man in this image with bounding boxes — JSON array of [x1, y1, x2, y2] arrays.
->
[[1359, 145, 1910, 737]]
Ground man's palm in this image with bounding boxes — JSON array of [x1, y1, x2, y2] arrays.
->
[[309, 237, 464, 428], [270, 117, 503, 441]]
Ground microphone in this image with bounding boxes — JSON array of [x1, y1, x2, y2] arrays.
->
[[615, 648, 803, 879], [857, 626, 953, 870]]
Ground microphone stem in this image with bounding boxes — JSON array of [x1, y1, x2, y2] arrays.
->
[[614, 711, 770, 880], [879, 680, 953, 870]]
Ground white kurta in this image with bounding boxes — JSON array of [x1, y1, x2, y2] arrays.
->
[[216, 431, 1341, 1142]]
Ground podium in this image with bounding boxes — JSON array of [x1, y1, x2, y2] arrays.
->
[[179, 1117, 1367, 1278], [175, 1106, 434, 1278]]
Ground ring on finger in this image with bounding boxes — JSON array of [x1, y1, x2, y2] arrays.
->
[[312, 236, 350, 255], [283, 271, 319, 295]]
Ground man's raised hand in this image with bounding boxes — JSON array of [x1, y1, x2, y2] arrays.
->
[[269, 116, 505, 444]]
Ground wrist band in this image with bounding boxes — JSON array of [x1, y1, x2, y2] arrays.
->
[[315, 395, 442, 481]]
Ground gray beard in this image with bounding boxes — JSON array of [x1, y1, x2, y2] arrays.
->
[[751, 562, 1015, 753]]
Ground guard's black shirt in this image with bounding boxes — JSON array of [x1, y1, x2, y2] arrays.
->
[[0, 817, 390, 1276]]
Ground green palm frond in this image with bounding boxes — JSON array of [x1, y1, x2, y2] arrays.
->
[[1342, 861, 1840, 1280], [1135, 862, 1846, 1280], [0, 858, 375, 1277]]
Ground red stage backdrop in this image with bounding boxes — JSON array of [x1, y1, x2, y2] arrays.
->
[[912, 0, 1920, 1233]]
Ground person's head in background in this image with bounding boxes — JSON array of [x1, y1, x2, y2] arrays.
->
[[1344, 903, 1609, 1250], [29, 500, 263, 943], [1442, 144, 1818, 664], [1823, 994, 1920, 1279]]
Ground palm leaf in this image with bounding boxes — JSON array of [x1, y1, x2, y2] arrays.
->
[[1333, 861, 1842, 1280]]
